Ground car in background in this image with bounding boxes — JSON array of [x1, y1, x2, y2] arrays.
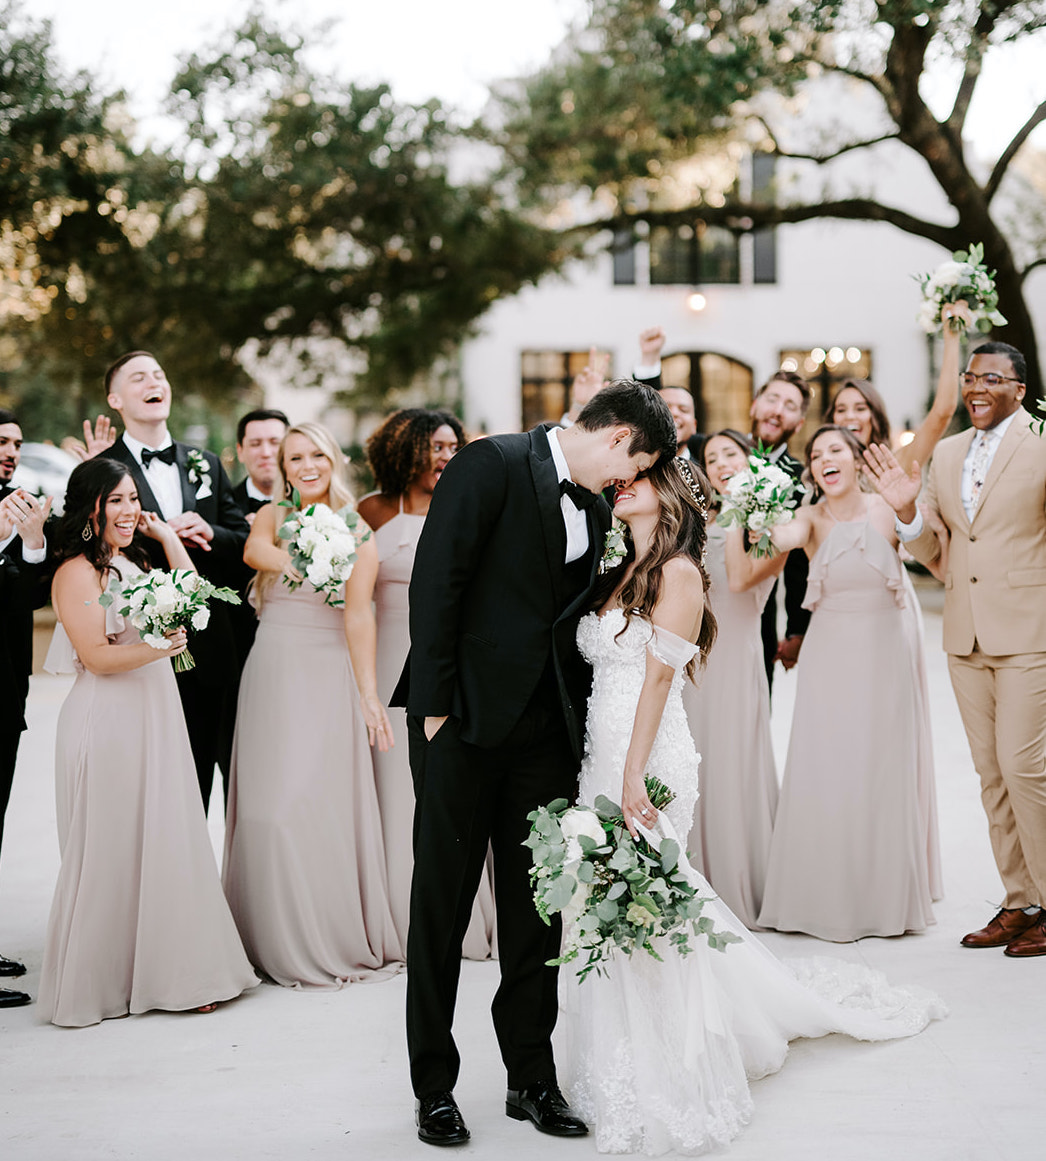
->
[[11, 442, 79, 515]]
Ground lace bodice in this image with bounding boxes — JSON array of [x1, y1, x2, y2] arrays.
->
[[576, 609, 702, 834]]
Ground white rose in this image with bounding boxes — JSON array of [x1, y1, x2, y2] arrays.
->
[[143, 632, 171, 651], [191, 608, 210, 631], [929, 260, 965, 290], [747, 510, 768, 532], [307, 559, 333, 587]]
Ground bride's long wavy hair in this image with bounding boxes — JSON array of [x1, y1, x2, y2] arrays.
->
[[251, 421, 357, 610], [591, 457, 717, 679]]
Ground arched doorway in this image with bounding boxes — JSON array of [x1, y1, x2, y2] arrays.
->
[[660, 352, 754, 434]]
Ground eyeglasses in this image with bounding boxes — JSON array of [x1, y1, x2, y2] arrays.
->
[[961, 372, 1024, 389]]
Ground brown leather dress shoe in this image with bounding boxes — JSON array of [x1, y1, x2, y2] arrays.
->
[[960, 907, 1040, 948], [1004, 913, 1046, 958]]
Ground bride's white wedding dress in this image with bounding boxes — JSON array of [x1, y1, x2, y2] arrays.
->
[[559, 609, 946, 1156]]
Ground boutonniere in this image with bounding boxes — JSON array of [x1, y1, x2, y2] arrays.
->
[[599, 518, 628, 575], [186, 449, 212, 495]]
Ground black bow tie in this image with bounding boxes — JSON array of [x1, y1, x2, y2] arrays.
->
[[560, 478, 599, 511], [141, 445, 177, 467]]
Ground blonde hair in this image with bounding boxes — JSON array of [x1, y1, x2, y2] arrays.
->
[[252, 422, 357, 610]]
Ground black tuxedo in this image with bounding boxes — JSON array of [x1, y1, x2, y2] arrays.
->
[[759, 449, 810, 690], [99, 439, 249, 809], [398, 426, 611, 1097], [0, 485, 51, 860]]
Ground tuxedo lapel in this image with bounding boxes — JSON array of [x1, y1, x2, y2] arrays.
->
[[109, 439, 162, 515], [528, 428, 569, 608], [174, 443, 198, 512]]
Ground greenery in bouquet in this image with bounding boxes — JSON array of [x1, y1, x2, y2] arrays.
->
[[99, 567, 240, 672], [278, 488, 371, 608], [915, 243, 1007, 335], [526, 776, 739, 982], [716, 446, 804, 558]]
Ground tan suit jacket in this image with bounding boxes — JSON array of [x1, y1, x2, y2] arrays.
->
[[907, 408, 1046, 656]]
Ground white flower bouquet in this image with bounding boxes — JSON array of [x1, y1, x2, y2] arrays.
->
[[278, 490, 370, 608], [99, 568, 241, 672], [525, 777, 738, 983], [599, 519, 628, 575], [915, 242, 1007, 335], [716, 449, 804, 558]]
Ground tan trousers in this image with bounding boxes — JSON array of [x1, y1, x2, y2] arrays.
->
[[948, 648, 1046, 909]]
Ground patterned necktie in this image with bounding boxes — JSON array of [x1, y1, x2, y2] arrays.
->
[[969, 432, 993, 516]]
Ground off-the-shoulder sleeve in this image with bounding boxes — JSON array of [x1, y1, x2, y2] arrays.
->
[[646, 624, 700, 673]]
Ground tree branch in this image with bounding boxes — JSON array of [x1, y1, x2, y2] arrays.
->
[[592, 198, 962, 251], [946, 1, 1002, 133], [763, 131, 902, 165], [985, 99, 1046, 203]]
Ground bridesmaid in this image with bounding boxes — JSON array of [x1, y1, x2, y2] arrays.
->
[[681, 432, 783, 928], [358, 409, 496, 960], [39, 458, 258, 1026], [223, 422, 402, 986], [757, 426, 937, 941]]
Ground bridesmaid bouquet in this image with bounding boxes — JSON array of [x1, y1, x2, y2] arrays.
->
[[278, 491, 370, 608], [526, 777, 739, 982], [99, 568, 241, 672], [716, 449, 804, 558], [914, 242, 1007, 335]]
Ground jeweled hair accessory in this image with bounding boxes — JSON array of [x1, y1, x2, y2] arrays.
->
[[674, 457, 707, 515]]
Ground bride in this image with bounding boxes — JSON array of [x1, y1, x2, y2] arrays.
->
[[560, 455, 945, 1156]]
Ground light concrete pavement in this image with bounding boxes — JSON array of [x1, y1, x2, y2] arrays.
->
[[1, 610, 1042, 1160]]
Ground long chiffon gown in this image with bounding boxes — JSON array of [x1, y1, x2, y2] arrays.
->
[[757, 519, 939, 941], [682, 523, 778, 928], [561, 608, 945, 1155], [223, 579, 402, 987], [373, 503, 496, 960], [39, 559, 259, 1027]]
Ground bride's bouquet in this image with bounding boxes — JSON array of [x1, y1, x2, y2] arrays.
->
[[526, 777, 739, 982], [278, 490, 370, 609], [99, 568, 241, 672], [914, 242, 1007, 335], [716, 447, 804, 558]]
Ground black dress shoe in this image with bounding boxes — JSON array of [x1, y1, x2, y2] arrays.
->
[[0, 988, 31, 1008], [506, 1081, 588, 1137], [0, 955, 26, 978], [416, 1091, 470, 1147]]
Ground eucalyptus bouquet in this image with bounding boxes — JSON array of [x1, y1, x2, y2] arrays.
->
[[915, 242, 1007, 335], [99, 568, 241, 672], [526, 777, 738, 982], [716, 447, 804, 558], [278, 489, 370, 608]]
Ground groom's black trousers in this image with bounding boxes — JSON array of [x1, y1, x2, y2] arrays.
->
[[406, 689, 579, 1097]]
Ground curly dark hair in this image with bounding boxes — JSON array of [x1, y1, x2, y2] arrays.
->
[[590, 456, 717, 678], [365, 409, 466, 497], [52, 458, 152, 578]]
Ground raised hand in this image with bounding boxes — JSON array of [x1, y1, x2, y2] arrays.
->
[[167, 511, 214, 550], [863, 443, 921, 521], [0, 488, 52, 550], [82, 415, 118, 457], [638, 326, 666, 364]]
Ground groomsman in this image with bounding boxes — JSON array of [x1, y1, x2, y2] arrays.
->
[[870, 341, 1046, 957], [0, 410, 51, 1008], [90, 352, 249, 811], [233, 409, 289, 522]]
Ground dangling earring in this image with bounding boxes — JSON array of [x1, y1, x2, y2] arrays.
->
[[81, 521, 93, 542]]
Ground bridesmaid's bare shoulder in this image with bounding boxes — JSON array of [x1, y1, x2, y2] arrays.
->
[[357, 492, 398, 531]]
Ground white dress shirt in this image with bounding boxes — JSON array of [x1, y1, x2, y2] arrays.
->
[[897, 409, 1020, 541], [546, 426, 590, 563], [123, 431, 184, 521], [245, 478, 272, 504]]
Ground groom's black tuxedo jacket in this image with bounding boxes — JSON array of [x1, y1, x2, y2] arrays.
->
[[0, 484, 51, 733], [398, 425, 612, 760], [99, 438, 249, 684]]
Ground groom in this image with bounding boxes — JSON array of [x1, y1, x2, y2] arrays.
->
[[400, 381, 675, 1146]]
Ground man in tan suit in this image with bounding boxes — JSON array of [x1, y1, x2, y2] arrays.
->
[[867, 342, 1046, 957]]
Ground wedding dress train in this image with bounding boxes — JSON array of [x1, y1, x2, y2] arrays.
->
[[560, 609, 946, 1155]]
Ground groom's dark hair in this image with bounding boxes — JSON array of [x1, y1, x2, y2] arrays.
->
[[575, 379, 676, 459]]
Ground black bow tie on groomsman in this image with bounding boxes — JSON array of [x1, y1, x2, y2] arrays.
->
[[560, 479, 599, 510], [141, 445, 177, 467]]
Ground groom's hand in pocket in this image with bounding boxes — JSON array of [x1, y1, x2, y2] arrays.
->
[[424, 715, 449, 741]]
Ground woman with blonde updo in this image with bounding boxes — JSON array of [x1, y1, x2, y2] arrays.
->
[[223, 421, 402, 986]]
